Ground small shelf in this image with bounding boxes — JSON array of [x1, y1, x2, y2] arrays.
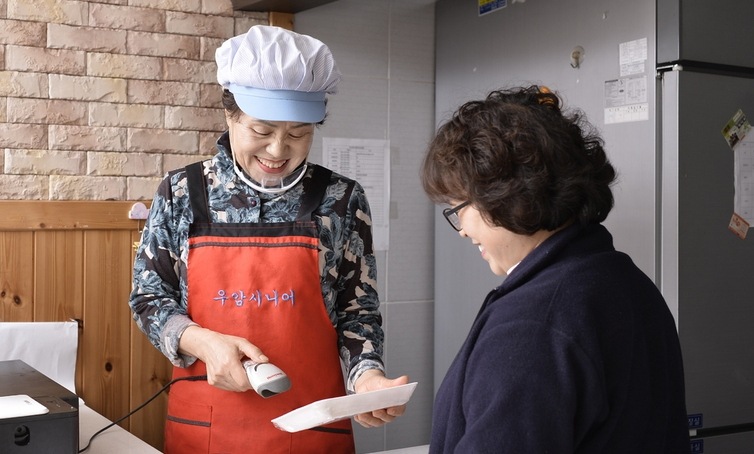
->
[[230, 0, 337, 13]]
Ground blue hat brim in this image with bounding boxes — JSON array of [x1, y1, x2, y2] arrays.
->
[[228, 84, 326, 123]]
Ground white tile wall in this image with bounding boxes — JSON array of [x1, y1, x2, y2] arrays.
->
[[382, 300, 433, 450]]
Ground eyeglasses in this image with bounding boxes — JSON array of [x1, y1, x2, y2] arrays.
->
[[443, 201, 471, 231]]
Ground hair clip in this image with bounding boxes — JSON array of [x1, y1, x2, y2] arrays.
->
[[536, 86, 557, 107]]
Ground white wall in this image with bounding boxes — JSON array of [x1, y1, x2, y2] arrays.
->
[[296, 1, 437, 452], [433, 0, 658, 390]]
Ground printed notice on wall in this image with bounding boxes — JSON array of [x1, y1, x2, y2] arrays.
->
[[619, 37, 647, 77], [722, 109, 754, 239], [604, 75, 648, 124], [323, 137, 390, 250]]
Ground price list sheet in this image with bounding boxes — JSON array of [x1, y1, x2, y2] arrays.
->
[[323, 137, 390, 250]]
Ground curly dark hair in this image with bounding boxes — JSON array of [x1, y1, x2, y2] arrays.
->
[[221, 89, 328, 125], [422, 85, 616, 235]]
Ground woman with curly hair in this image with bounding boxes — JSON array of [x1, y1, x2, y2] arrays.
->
[[424, 86, 689, 453]]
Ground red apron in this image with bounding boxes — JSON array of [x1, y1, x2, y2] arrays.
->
[[164, 162, 355, 454]]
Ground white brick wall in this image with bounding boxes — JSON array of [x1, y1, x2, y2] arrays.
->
[[0, 0, 268, 200]]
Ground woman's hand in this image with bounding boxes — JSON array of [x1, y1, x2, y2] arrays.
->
[[352, 369, 410, 428], [179, 326, 268, 392]]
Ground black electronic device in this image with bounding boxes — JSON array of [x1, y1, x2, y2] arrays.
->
[[0, 360, 78, 454]]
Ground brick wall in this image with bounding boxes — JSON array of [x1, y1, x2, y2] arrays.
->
[[0, 0, 268, 200]]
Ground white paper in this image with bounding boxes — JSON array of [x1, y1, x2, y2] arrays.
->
[[619, 37, 647, 77], [733, 136, 754, 224], [0, 321, 79, 394], [272, 382, 417, 433], [604, 76, 649, 124], [722, 109, 754, 227], [323, 137, 391, 251]]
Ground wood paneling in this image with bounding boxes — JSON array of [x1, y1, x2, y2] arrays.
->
[[0, 231, 34, 321], [33, 230, 84, 321], [82, 230, 134, 423], [0, 201, 170, 452]]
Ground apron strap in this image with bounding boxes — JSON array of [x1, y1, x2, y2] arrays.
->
[[186, 161, 210, 223], [185, 161, 332, 223], [296, 164, 332, 222]]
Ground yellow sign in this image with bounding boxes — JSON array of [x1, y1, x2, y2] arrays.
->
[[479, 0, 507, 16]]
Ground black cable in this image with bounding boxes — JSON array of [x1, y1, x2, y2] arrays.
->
[[78, 374, 207, 453]]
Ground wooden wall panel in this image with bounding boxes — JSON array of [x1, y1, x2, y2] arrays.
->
[[33, 231, 84, 321], [128, 228, 171, 447], [0, 201, 170, 452], [33, 230, 86, 393], [0, 201, 143, 230], [82, 230, 135, 427], [129, 324, 172, 447], [0, 231, 34, 321]]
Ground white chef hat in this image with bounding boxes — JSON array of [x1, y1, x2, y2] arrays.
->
[[216, 25, 341, 123]]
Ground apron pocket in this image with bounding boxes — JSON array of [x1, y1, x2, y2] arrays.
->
[[290, 421, 355, 454], [165, 394, 212, 454]]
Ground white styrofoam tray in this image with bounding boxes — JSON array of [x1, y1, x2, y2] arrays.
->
[[272, 382, 418, 432]]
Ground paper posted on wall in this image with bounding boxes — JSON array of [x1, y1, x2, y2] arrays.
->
[[722, 109, 754, 239]]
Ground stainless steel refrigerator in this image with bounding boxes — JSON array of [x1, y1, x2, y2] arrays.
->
[[658, 1, 754, 451], [434, 0, 754, 451]]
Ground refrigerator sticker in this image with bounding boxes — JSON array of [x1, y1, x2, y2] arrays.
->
[[688, 413, 703, 429], [722, 109, 754, 237], [619, 37, 647, 77], [478, 0, 506, 16], [690, 439, 704, 453], [722, 109, 751, 149], [603, 76, 648, 124], [729, 213, 749, 239]]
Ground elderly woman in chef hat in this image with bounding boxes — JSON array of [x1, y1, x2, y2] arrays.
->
[[130, 25, 409, 454]]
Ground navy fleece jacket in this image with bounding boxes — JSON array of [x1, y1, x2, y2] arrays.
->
[[430, 223, 689, 453]]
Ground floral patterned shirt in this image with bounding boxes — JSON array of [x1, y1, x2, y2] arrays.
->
[[129, 132, 385, 391]]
